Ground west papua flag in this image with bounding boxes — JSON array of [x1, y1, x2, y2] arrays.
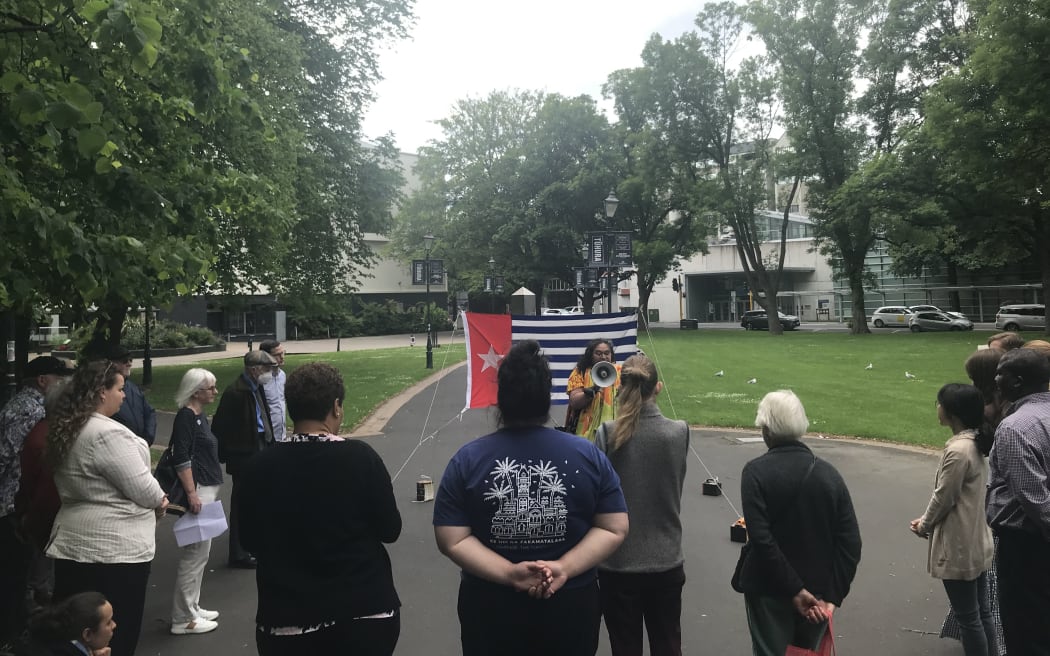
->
[[463, 311, 638, 409]]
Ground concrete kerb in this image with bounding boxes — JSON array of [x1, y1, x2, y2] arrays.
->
[[349, 361, 467, 438]]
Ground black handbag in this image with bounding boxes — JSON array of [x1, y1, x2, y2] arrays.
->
[[154, 445, 189, 516], [731, 456, 817, 593]]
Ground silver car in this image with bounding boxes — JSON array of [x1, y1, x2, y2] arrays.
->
[[995, 304, 1046, 331], [908, 305, 967, 320], [909, 311, 974, 332]]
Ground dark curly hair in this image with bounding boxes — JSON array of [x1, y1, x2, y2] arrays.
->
[[498, 340, 552, 426], [285, 362, 345, 423], [574, 338, 615, 375], [47, 361, 122, 467]]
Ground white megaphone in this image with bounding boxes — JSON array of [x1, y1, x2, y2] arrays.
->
[[590, 361, 618, 388]]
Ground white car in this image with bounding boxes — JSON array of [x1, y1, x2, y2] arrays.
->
[[562, 306, 584, 314], [871, 306, 913, 328], [541, 308, 566, 315]]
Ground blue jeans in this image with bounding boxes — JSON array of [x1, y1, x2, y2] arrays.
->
[[943, 573, 997, 656]]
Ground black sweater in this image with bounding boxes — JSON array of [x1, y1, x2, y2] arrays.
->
[[238, 439, 402, 625], [737, 442, 862, 606]]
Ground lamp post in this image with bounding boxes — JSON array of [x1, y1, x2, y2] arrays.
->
[[488, 257, 497, 313], [603, 191, 619, 313], [424, 233, 435, 369]]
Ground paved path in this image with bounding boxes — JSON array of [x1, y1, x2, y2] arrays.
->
[[136, 352, 963, 656]]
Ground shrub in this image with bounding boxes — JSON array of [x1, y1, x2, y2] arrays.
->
[[66, 318, 222, 354]]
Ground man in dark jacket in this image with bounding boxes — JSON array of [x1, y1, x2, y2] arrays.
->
[[211, 350, 277, 568], [106, 344, 157, 445]]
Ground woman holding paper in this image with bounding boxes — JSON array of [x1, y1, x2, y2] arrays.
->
[[167, 368, 224, 635]]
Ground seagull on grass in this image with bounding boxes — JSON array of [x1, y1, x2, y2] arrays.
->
[[865, 363, 873, 370], [905, 371, 916, 379], [714, 370, 724, 377], [747, 378, 757, 384]]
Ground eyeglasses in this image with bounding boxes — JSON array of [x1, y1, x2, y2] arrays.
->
[[198, 385, 218, 392], [120, 358, 133, 365]]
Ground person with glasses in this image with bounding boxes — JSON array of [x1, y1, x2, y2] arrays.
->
[[565, 339, 621, 441], [167, 368, 224, 635], [102, 345, 157, 447]]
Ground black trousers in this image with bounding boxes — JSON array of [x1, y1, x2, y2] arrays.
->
[[457, 576, 601, 656], [53, 559, 151, 656], [995, 529, 1050, 656], [256, 614, 399, 656], [0, 515, 30, 647], [599, 565, 686, 656]]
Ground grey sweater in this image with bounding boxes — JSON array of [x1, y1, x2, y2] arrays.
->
[[596, 402, 689, 573]]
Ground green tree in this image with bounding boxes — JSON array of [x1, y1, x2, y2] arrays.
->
[[396, 90, 615, 310], [1, 0, 412, 353], [922, 0, 1050, 332]]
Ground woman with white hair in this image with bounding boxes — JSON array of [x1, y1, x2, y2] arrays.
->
[[731, 390, 862, 656], [167, 368, 223, 635]]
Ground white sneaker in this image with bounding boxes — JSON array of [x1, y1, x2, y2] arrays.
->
[[195, 608, 219, 621], [171, 618, 218, 635]]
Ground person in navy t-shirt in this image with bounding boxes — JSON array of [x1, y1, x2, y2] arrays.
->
[[434, 340, 628, 656]]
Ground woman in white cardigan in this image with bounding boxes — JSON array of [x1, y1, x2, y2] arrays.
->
[[46, 361, 167, 656], [910, 383, 996, 656]]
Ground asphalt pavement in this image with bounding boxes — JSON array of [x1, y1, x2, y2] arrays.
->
[[135, 349, 964, 656]]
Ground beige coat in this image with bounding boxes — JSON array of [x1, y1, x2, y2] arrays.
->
[[46, 414, 165, 563], [918, 430, 994, 580]]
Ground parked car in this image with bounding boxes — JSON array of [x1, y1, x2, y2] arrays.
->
[[741, 310, 801, 331], [541, 308, 566, 315], [562, 306, 584, 314], [995, 304, 1047, 331], [871, 306, 913, 328], [908, 304, 967, 320], [908, 311, 974, 332]]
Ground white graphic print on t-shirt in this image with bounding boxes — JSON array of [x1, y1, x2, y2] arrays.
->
[[485, 458, 568, 548]]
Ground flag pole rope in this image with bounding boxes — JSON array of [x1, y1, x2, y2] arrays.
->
[[390, 312, 466, 483], [637, 311, 742, 520]]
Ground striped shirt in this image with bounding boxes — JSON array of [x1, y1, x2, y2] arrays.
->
[[46, 414, 165, 563], [986, 392, 1050, 541]]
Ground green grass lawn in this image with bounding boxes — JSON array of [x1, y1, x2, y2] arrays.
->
[[140, 329, 988, 448], [640, 329, 990, 448], [143, 345, 467, 433]]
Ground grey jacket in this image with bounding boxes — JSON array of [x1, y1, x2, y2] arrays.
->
[[595, 402, 689, 573]]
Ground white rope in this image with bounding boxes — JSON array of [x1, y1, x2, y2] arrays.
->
[[639, 313, 742, 519], [390, 313, 466, 484]]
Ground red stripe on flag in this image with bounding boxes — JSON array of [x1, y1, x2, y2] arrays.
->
[[463, 312, 512, 409]]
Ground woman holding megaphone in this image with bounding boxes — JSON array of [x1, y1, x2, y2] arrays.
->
[[565, 339, 621, 441]]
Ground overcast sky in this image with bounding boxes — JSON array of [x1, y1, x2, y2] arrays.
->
[[361, 0, 701, 154]]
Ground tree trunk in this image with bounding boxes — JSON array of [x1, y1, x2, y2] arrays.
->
[[1037, 208, 1050, 337], [947, 262, 961, 312], [849, 269, 870, 334]]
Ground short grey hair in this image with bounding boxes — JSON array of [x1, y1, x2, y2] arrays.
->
[[244, 350, 276, 368], [175, 368, 217, 409], [755, 390, 809, 445]]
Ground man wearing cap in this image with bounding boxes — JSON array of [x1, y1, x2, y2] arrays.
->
[[0, 356, 73, 649], [105, 344, 157, 446], [258, 340, 287, 442], [211, 350, 277, 569]]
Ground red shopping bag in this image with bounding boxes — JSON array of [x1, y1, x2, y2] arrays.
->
[[785, 619, 834, 656]]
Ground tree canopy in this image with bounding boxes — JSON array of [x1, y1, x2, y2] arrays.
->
[[1, 0, 412, 344]]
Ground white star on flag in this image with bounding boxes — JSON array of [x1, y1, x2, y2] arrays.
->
[[477, 345, 504, 372]]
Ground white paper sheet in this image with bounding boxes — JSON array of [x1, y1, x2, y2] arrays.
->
[[173, 500, 229, 547]]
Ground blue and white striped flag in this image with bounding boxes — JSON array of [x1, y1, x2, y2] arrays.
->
[[511, 312, 639, 405]]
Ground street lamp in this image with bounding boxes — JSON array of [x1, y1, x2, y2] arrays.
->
[[488, 257, 497, 313], [424, 233, 435, 369], [603, 191, 619, 312]]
